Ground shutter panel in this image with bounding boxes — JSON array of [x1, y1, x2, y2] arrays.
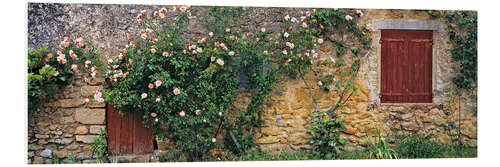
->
[[407, 39, 432, 103], [381, 38, 407, 103], [381, 30, 432, 103]]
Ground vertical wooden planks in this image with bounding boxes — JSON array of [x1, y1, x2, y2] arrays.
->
[[381, 30, 433, 103], [106, 105, 154, 155]]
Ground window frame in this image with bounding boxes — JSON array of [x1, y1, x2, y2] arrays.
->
[[371, 19, 443, 105]]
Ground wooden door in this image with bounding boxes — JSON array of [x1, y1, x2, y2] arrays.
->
[[380, 30, 433, 103], [106, 104, 154, 154]]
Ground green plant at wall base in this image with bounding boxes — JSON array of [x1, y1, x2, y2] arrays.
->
[[306, 116, 347, 158], [45, 150, 77, 164], [363, 132, 399, 159], [394, 132, 446, 158], [445, 11, 477, 90], [90, 129, 108, 160], [28, 41, 102, 113]]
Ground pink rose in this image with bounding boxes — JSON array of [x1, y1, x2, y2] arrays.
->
[[155, 80, 162, 88], [216, 59, 224, 66], [173, 88, 181, 95]]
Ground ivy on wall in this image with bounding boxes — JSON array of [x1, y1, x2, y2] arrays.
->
[[444, 11, 477, 90]]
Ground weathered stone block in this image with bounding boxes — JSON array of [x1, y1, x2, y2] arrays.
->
[[62, 116, 75, 124], [80, 86, 101, 97], [54, 149, 69, 158], [75, 108, 105, 124], [76, 135, 98, 144], [256, 136, 279, 144], [75, 126, 89, 134], [36, 121, 50, 127], [33, 156, 44, 164], [49, 99, 85, 108], [35, 134, 49, 139], [40, 149, 52, 157], [54, 138, 73, 145], [89, 125, 106, 134]]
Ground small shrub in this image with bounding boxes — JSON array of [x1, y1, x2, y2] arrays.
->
[[395, 132, 477, 158], [363, 133, 398, 159], [395, 133, 446, 158], [90, 129, 108, 161], [239, 150, 320, 161]]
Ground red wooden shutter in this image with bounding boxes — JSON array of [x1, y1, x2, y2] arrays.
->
[[107, 104, 154, 154], [381, 30, 432, 103]]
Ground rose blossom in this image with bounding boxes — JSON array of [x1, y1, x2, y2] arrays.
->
[[179, 6, 187, 12], [155, 80, 162, 88], [163, 52, 169, 57], [216, 59, 224, 66], [173, 88, 181, 95], [71, 64, 78, 72], [195, 109, 201, 115], [74, 38, 84, 47], [196, 47, 203, 53], [148, 83, 154, 89], [107, 58, 113, 64], [366, 24, 373, 31], [282, 50, 288, 55], [211, 56, 216, 62], [156, 96, 161, 102], [225, 28, 230, 33], [356, 10, 364, 17], [141, 93, 148, 99], [284, 14, 290, 20], [179, 110, 186, 117], [85, 60, 91, 68], [57, 54, 67, 64], [212, 138, 216, 143], [318, 81, 323, 86], [345, 15, 353, 21], [53, 71, 59, 77], [209, 32, 214, 37], [151, 112, 157, 117], [228, 51, 235, 56], [317, 38, 324, 44], [283, 32, 289, 38], [44, 53, 53, 62], [69, 50, 77, 59]]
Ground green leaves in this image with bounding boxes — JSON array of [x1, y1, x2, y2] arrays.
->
[[444, 11, 477, 90], [28, 42, 102, 113]]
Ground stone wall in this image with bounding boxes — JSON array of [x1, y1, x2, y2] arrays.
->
[[27, 3, 477, 162], [27, 76, 106, 163]]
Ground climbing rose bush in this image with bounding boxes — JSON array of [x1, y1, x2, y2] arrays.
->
[[28, 38, 102, 112], [102, 6, 271, 159]]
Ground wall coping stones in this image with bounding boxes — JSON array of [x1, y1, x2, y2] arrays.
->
[[371, 19, 442, 31]]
